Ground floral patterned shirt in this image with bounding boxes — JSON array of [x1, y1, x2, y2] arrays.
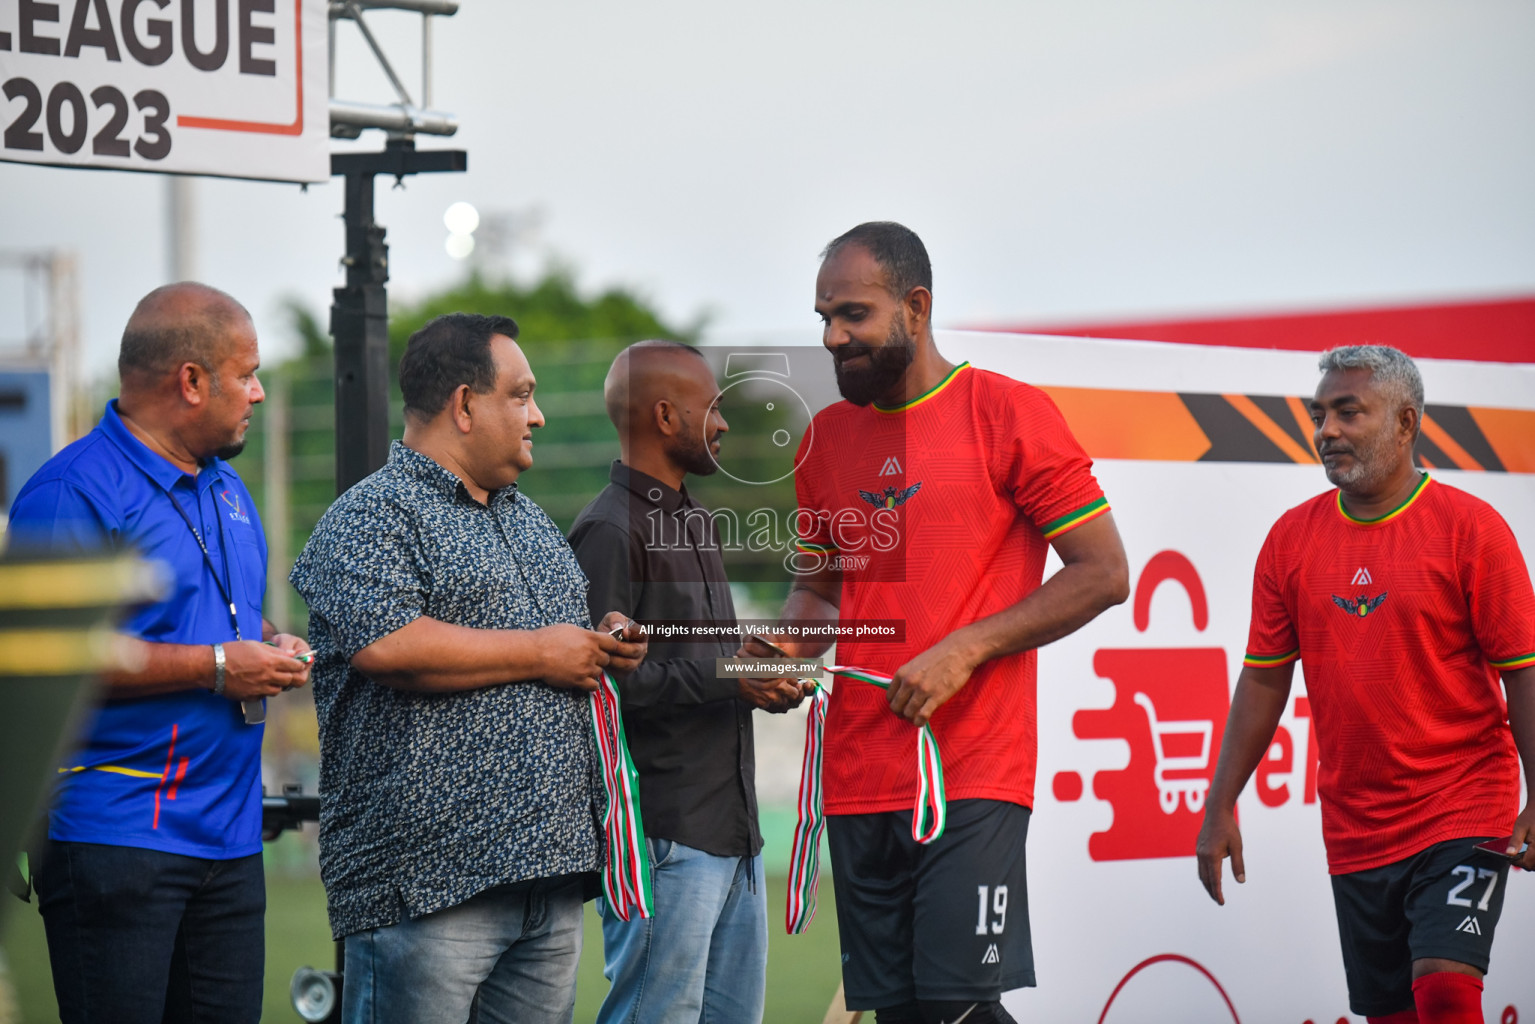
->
[[290, 442, 601, 939]]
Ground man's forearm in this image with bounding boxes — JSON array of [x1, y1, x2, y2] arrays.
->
[[946, 556, 1126, 669], [100, 638, 214, 698], [351, 616, 551, 693], [777, 582, 840, 658], [1206, 666, 1294, 814], [938, 512, 1128, 669]]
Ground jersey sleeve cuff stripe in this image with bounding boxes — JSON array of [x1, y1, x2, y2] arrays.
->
[[1040, 497, 1110, 539], [794, 540, 839, 554], [1491, 652, 1535, 670], [1244, 649, 1300, 668]]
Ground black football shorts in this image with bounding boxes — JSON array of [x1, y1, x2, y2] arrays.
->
[[826, 799, 1035, 1011], [1330, 835, 1511, 1016]]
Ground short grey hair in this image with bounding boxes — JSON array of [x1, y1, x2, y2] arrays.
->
[[1317, 345, 1424, 417]]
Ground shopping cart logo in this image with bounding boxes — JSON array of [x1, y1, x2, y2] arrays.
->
[[1133, 692, 1213, 815], [1055, 551, 1231, 862]]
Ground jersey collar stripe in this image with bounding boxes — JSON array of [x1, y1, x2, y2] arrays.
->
[[1335, 473, 1432, 526], [1244, 649, 1300, 668], [794, 540, 838, 554], [1041, 497, 1110, 539], [872, 362, 972, 415], [1491, 652, 1535, 670]]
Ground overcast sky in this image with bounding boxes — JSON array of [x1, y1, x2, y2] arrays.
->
[[2, 0, 1532, 378]]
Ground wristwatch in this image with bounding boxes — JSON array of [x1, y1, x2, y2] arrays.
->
[[212, 642, 227, 696]]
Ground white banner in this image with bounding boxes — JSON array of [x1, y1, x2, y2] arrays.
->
[[0, 0, 328, 182], [925, 332, 1535, 1023]]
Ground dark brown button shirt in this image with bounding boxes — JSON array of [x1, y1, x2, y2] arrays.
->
[[568, 462, 762, 859]]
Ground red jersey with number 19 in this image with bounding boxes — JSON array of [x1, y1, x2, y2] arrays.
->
[[1245, 475, 1535, 874], [794, 363, 1109, 815]]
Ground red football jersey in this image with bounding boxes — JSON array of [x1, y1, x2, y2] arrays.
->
[[794, 363, 1109, 814], [1245, 475, 1535, 873]]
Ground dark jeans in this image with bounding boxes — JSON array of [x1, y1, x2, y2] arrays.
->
[[35, 841, 265, 1024]]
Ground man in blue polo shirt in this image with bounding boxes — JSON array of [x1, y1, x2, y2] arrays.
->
[[8, 282, 311, 1024]]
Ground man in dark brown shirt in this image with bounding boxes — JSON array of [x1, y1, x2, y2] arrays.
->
[[569, 340, 801, 1024]]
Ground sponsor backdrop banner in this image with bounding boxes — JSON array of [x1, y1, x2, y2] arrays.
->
[[829, 331, 1535, 1022], [0, 0, 328, 182]]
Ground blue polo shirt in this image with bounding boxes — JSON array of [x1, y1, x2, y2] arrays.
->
[[8, 400, 268, 859]]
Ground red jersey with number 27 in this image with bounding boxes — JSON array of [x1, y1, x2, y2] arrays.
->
[[1245, 475, 1535, 874], [794, 363, 1109, 815]]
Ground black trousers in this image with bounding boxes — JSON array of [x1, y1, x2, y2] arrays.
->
[[35, 841, 265, 1024]]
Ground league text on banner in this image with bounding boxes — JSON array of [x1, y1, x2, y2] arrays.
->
[[0, 0, 329, 182]]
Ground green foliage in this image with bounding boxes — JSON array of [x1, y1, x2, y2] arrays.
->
[[387, 267, 701, 364]]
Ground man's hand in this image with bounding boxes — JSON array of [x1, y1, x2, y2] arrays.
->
[[1507, 802, 1535, 871], [267, 632, 312, 662], [533, 622, 644, 691], [596, 612, 648, 675], [737, 676, 807, 713], [887, 635, 981, 727], [1196, 807, 1245, 905], [735, 633, 796, 660], [222, 640, 311, 701]]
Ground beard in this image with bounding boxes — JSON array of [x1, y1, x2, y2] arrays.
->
[[834, 317, 917, 406], [673, 420, 721, 478], [1320, 423, 1398, 492], [212, 439, 247, 461]]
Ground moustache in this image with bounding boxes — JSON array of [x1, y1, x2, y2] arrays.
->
[[835, 345, 877, 365]]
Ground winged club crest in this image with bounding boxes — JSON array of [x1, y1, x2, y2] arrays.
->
[[859, 483, 922, 509], [1332, 593, 1387, 618]]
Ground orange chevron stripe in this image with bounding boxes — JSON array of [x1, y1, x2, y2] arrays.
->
[[1285, 396, 1318, 457], [1031, 386, 1533, 471], [1038, 387, 1210, 461], [1222, 394, 1319, 464], [1468, 407, 1535, 472], [1419, 415, 1485, 471]]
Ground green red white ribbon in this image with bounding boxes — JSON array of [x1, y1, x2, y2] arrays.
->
[[786, 665, 947, 934], [590, 671, 654, 920], [785, 684, 829, 934]]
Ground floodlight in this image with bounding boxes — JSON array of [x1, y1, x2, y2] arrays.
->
[[444, 202, 480, 235]]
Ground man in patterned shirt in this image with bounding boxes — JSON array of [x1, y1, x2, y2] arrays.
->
[[1197, 346, 1535, 1024], [290, 313, 647, 1024]]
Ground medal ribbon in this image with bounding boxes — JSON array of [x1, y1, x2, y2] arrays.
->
[[785, 683, 829, 934], [589, 671, 654, 920], [785, 665, 947, 934]]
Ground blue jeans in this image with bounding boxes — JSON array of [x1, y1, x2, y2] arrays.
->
[[342, 875, 585, 1024], [596, 839, 767, 1024], [34, 841, 265, 1024]]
